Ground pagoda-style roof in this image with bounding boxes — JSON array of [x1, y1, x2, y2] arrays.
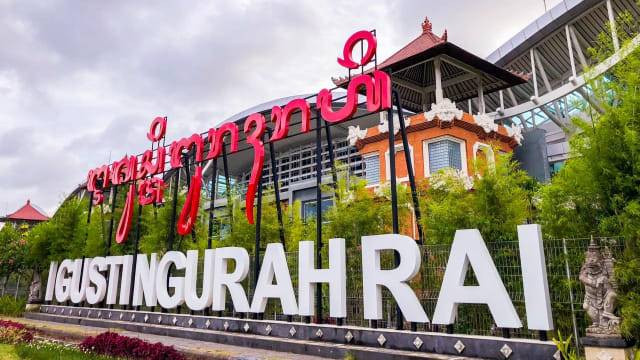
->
[[334, 17, 528, 114], [1, 200, 49, 222]]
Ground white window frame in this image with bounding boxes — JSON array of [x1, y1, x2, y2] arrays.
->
[[423, 135, 468, 177], [363, 152, 381, 188], [385, 143, 414, 183]]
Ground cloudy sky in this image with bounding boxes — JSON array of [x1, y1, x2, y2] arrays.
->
[[0, 0, 561, 216]]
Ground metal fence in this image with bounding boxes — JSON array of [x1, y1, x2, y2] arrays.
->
[[0, 273, 30, 300], [49, 235, 622, 350]]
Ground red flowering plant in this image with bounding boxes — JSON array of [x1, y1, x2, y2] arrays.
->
[[0, 319, 34, 344], [80, 331, 185, 360], [0, 320, 27, 330]]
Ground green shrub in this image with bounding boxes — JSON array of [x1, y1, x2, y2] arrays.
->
[[552, 331, 579, 360], [0, 296, 26, 317]]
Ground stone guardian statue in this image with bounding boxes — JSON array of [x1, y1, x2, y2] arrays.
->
[[579, 238, 620, 336], [25, 271, 42, 312]]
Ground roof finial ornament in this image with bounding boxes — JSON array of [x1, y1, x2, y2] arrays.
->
[[421, 16, 432, 34], [441, 29, 448, 41]]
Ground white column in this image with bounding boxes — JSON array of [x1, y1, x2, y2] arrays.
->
[[477, 76, 485, 114], [434, 57, 443, 103], [530, 49, 539, 98], [565, 25, 577, 78], [606, 0, 620, 51]]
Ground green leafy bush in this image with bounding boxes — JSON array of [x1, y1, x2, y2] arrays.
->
[[0, 296, 26, 317], [552, 331, 578, 360], [419, 151, 532, 245]]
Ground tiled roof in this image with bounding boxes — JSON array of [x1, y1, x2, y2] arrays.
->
[[4, 200, 49, 221], [377, 17, 447, 70]]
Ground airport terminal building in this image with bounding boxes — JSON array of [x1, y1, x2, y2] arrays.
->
[[68, 0, 640, 233]]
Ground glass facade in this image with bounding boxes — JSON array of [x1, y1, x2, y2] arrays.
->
[[428, 139, 462, 173], [302, 198, 334, 222]]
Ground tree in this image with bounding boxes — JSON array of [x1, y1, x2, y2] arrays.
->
[[0, 225, 28, 277], [537, 29, 640, 338], [419, 151, 532, 245]]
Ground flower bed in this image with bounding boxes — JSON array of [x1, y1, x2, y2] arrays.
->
[[80, 332, 185, 360], [0, 319, 33, 344], [15, 339, 114, 360], [0, 320, 186, 359]]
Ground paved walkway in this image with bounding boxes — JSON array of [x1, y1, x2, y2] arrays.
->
[[4, 316, 325, 360]]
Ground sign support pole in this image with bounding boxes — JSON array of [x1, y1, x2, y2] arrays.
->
[[167, 170, 179, 251], [130, 202, 142, 311], [386, 85, 403, 331], [205, 157, 217, 317], [315, 108, 324, 324], [79, 191, 93, 308], [324, 122, 339, 199], [106, 186, 118, 256], [393, 89, 423, 332], [392, 90, 424, 246], [222, 144, 233, 229], [163, 170, 179, 314], [101, 185, 117, 308], [267, 129, 286, 251], [252, 152, 264, 320], [207, 157, 218, 250]]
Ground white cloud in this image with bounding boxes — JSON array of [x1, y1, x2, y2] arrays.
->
[[0, 0, 557, 215]]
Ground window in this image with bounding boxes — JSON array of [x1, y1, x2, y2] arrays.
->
[[428, 139, 462, 174], [302, 198, 333, 222], [215, 174, 236, 198], [550, 161, 565, 177], [363, 154, 380, 185]]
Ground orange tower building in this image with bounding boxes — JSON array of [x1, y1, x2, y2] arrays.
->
[[340, 17, 526, 187]]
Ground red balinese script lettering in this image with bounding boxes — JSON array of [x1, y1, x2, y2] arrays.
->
[[177, 166, 203, 236], [244, 113, 266, 224], [85, 30, 390, 244]]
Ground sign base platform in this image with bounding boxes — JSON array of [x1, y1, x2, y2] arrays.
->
[[29, 305, 558, 360]]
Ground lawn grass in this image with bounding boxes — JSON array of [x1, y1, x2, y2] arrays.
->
[[0, 343, 20, 360], [4, 341, 118, 359]]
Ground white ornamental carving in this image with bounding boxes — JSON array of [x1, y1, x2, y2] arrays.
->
[[505, 124, 524, 145], [347, 125, 368, 146], [378, 111, 408, 135], [474, 113, 498, 133], [424, 98, 463, 122], [429, 168, 474, 191]]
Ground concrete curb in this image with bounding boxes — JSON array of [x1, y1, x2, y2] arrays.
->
[[23, 312, 480, 360]]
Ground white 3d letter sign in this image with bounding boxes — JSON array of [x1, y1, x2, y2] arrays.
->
[[432, 229, 522, 327], [44, 226, 553, 331], [298, 238, 347, 318], [362, 234, 430, 323]]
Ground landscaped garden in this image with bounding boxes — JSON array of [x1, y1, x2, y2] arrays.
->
[[0, 10, 638, 360], [0, 319, 185, 359]]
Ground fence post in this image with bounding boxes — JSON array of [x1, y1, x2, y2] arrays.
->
[[562, 238, 580, 352], [14, 276, 20, 300]]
